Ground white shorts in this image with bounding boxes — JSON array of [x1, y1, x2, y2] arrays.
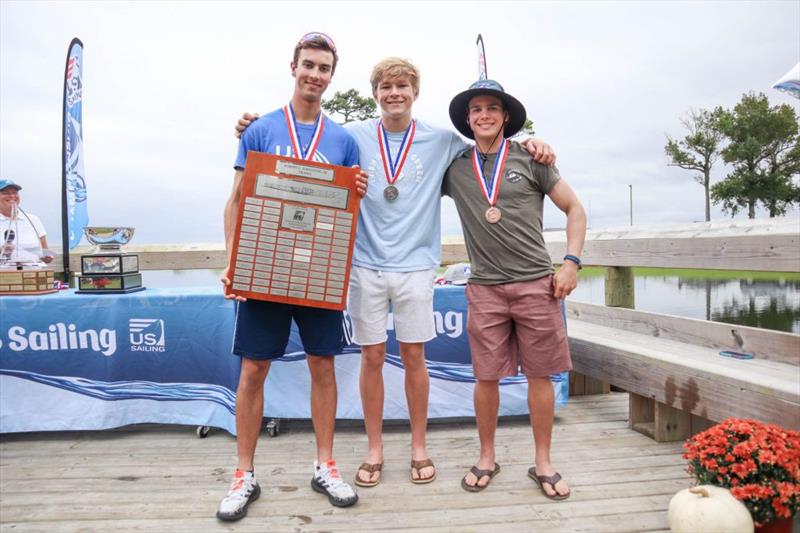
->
[[348, 266, 437, 345]]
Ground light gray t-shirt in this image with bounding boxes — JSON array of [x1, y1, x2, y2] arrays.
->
[[345, 118, 467, 271], [442, 142, 560, 285]]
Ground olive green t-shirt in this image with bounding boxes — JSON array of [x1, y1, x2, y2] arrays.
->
[[442, 142, 560, 285]]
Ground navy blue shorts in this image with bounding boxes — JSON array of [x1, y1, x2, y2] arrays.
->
[[232, 300, 345, 360]]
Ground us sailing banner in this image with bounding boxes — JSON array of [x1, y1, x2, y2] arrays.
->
[[61, 38, 88, 278]]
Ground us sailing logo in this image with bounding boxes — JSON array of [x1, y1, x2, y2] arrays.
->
[[129, 319, 166, 352]]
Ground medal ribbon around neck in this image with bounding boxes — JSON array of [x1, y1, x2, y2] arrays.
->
[[377, 119, 416, 186], [471, 138, 509, 207], [283, 103, 324, 160]]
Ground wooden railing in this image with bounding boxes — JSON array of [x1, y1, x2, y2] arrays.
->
[[51, 217, 800, 440], [53, 217, 799, 273]]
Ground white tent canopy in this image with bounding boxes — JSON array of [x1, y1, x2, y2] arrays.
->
[[773, 62, 800, 98]]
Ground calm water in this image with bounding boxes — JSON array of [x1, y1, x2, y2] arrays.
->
[[142, 269, 800, 334], [571, 274, 800, 334]]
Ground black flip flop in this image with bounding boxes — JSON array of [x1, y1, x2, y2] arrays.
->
[[461, 463, 501, 492], [528, 467, 571, 500]]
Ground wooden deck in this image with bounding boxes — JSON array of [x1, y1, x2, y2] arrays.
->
[[0, 393, 690, 532]]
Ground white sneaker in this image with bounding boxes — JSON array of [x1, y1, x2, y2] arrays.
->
[[311, 459, 358, 507], [216, 468, 261, 521]]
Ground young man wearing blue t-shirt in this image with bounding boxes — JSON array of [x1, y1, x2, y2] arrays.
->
[[217, 33, 367, 521]]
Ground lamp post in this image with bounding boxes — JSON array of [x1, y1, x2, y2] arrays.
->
[[629, 184, 633, 226]]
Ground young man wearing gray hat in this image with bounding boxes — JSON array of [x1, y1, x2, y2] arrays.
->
[[443, 80, 586, 499]]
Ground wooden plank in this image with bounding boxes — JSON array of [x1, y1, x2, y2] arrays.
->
[[653, 401, 692, 442], [690, 413, 715, 435], [569, 320, 800, 428], [566, 301, 800, 365], [633, 421, 656, 440], [583, 376, 611, 395], [0, 510, 672, 533], [443, 217, 800, 271], [52, 218, 800, 273], [629, 393, 654, 428], [0, 394, 693, 531], [51, 243, 227, 272], [570, 371, 586, 395], [545, 216, 800, 272]]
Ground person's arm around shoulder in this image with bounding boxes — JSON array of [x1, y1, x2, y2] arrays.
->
[[222, 170, 247, 301], [235, 113, 260, 139], [517, 137, 556, 166], [546, 175, 586, 299], [346, 139, 369, 198], [448, 130, 471, 160]]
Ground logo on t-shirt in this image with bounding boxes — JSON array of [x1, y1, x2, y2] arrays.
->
[[273, 144, 331, 164], [505, 169, 524, 183], [367, 152, 424, 186]]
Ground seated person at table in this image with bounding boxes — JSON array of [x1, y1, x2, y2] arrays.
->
[[0, 179, 53, 264]]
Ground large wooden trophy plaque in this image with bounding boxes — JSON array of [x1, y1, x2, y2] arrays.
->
[[227, 152, 361, 311]]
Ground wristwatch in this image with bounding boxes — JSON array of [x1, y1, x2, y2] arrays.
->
[[563, 254, 582, 270]]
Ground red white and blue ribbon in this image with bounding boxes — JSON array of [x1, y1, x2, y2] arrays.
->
[[377, 119, 416, 186], [471, 138, 509, 207], [283, 103, 324, 160]]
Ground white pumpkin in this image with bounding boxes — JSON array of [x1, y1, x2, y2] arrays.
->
[[668, 485, 753, 533]]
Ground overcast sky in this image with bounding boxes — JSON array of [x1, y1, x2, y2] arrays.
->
[[1, 0, 798, 247]]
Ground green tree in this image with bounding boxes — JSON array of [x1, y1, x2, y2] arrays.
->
[[321, 89, 377, 124], [509, 118, 535, 140], [711, 92, 800, 218], [665, 108, 725, 221], [521, 118, 536, 136]]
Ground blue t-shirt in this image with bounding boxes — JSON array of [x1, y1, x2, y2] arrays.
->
[[345, 118, 468, 271], [234, 107, 359, 169]]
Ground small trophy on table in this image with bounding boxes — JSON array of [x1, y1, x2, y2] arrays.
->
[[77, 226, 145, 294]]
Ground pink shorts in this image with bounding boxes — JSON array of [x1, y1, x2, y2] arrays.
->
[[465, 275, 572, 380]]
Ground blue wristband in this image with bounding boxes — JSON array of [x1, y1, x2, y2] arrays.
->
[[563, 254, 582, 270]]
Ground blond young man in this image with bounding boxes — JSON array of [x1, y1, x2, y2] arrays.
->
[[235, 58, 555, 487]]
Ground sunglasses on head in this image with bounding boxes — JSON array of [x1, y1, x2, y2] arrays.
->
[[298, 32, 337, 53]]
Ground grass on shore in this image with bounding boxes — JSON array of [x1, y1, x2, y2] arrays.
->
[[439, 264, 799, 280]]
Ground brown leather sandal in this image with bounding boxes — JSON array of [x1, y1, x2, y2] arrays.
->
[[461, 463, 501, 492], [528, 467, 571, 500], [354, 462, 383, 487], [410, 458, 436, 484]]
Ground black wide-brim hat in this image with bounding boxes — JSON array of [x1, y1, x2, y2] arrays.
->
[[449, 79, 527, 140]]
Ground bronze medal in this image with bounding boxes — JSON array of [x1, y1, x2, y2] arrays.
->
[[472, 139, 509, 226]]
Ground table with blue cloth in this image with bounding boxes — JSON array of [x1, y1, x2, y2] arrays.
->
[[0, 286, 568, 435]]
